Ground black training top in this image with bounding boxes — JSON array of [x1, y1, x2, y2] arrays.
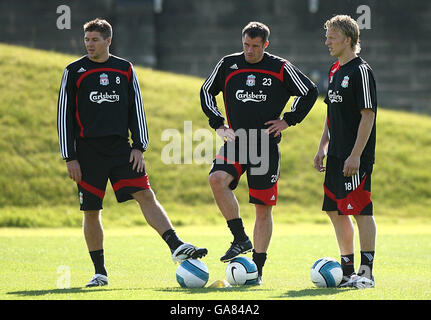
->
[[324, 56, 377, 164], [57, 54, 148, 161], [200, 52, 318, 143]]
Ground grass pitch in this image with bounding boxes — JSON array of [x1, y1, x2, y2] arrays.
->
[[0, 43, 430, 305], [1, 221, 430, 300]]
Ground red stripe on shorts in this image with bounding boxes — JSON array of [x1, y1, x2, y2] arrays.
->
[[78, 180, 106, 199], [323, 184, 337, 202], [249, 182, 278, 206], [112, 174, 151, 192], [324, 178, 371, 215], [337, 176, 371, 215], [215, 155, 243, 179]]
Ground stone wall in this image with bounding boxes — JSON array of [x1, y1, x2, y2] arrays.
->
[[0, 0, 429, 113]]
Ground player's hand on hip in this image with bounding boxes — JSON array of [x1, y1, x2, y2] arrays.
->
[[216, 125, 236, 142], [343, 155, 360, 177], [265, 119, 289, 137], [130, 149, 146, 173], [66, 160, 82, 183], [314, 149, 327, 172]]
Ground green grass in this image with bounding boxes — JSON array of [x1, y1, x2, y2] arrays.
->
[[0, 43, 431, 227], [0, 43, 430, 301], [1, 223, 430, 300]]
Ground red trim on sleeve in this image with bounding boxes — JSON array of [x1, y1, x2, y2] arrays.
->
[[127, 64, 132, 82], [328, 61, 340, 82], [75, 94, 84, 137]]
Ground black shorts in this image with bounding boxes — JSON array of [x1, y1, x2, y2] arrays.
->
[[322, 155, 373, 215], [209, 139, 280, 206], [76, 136, 151, 211]]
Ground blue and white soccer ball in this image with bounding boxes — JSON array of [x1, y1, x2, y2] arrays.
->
[[225, 257, 259, 286], [310, 257, 343, 288], [176, 259, 209, 288]]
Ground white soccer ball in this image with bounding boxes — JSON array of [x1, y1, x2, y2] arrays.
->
[[310, 257, 343, 288], [225, 257, 259, 285], [176, 259, 209, 288]]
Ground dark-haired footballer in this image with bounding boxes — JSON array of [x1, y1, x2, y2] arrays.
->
[[57, 18, 207, 287], [201, 21, 318, 284]]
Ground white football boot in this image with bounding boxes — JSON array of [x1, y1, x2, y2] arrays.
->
[[172, 243, 208, 263], [85, 274, 108, 287], [339, 274, 374, 289]]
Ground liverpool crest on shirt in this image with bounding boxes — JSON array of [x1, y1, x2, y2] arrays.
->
[[100, 73, 109, 86], [246, 74, 256, 87], [341, 75, 349, 88]]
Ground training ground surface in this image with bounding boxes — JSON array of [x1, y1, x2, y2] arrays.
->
[[1, 222, 430, 301]]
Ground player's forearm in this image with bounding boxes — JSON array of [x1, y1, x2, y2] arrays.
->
[[283, 86, 318, 126], [200, 88, 225, 130], [318, 119, 329, 151], [350, 110, 375, 157]]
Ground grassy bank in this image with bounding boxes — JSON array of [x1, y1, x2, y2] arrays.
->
[[1, 43, 430, 227]]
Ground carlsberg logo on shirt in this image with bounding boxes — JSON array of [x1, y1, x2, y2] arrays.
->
[[89, 91, 120, 104], [327, 90, 343, 103], [235, 90, 267, 103]]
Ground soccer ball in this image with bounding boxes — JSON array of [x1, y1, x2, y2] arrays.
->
[[225, 257, 259, 285], [176, 259, 209, 288], [310, 257, 343, 288]]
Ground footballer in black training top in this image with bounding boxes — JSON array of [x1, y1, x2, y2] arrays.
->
[[323, 56, 377, 215], [58, 54, 148, 161], [200, 21, 318, 283], [57, 18, 207, 288], [315, 15, 377, 289], [325, 57, 377, 166]]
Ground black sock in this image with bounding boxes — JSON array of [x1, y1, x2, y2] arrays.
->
[[89, 249, 107, 276], [252, 250, 267, 277], [340, 254, 355, 277], [162, 229, 184, 253], [358, 251, 375, 279], [227, 218, 249, 243]]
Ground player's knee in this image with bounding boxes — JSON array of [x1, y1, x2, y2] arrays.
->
[[255, 205, 272, 220], [325, 210, 339, 219], [208, 171, 231, 189], [82, 210, 101, 225], [354, 215, 376, 229], [83, 210, 101, 218], [133, 189, 156, 206]]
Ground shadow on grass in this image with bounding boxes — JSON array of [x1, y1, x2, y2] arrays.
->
[[155, 285, 271, 295], [277, 287, 349, 298], [7, 287, 134, 297], [8, 285, 272, 298]]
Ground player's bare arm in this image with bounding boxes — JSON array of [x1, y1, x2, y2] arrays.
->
[[343, 109, 375, 177], [66, 160, 82, 183], [130, 149, 145, 173], [314, 119, 330, 172], [264, 118, 289, 137]]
